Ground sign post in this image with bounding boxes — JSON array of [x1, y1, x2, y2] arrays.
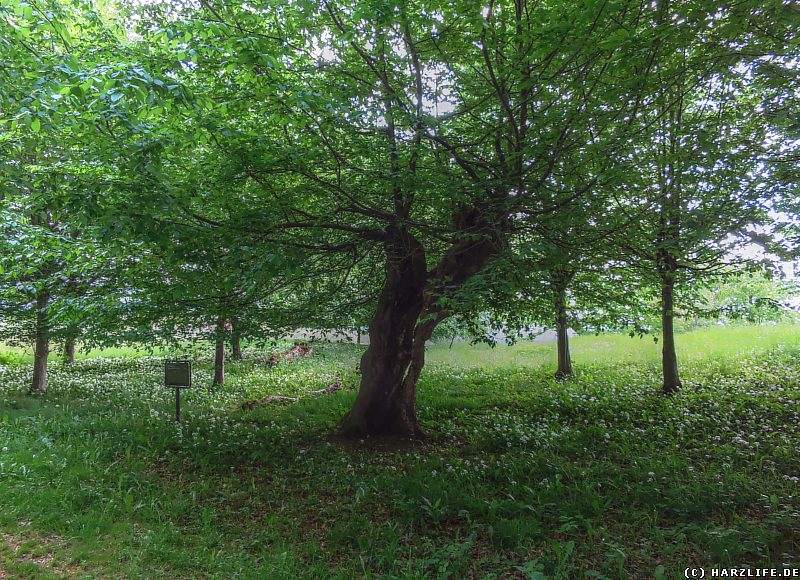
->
[[164, 360, 192, 422]]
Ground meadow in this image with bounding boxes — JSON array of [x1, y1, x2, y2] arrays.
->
[[1, 324, 799, 578]]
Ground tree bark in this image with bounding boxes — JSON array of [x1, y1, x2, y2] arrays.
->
[[657, 87, 683, 395], [339, 231, 428, 437], [213, 316, 225, 386], [30, 289, 50, 394], [63, 336, 76, 365], [340, 221, 499, 438], [231, 321, 242, 360], [660, 268, 681, 394], [553, 277, 573, 379]]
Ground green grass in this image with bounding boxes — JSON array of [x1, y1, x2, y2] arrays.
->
[[427, 323, 800, 370], [0, 342, 214, 365], [1, 325, 799, 578]]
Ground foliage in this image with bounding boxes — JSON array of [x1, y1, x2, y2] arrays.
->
[[695, 271, 800, 325]]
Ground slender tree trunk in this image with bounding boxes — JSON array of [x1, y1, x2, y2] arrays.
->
[[553, 280, 573, 380], [231, 335, 242, 360], [657, 86, 683, 395], [660, 270, 681, 394], [30, 289, 50, 394], [213, 316, 225, 386], [340, 222, 499, 438], [63, 336, 76, 365], [62, 323, 78, 365], [231, 321, 242, 360]]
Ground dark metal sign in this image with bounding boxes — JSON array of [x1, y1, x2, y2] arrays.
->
[[164, 360, 191, 422], [165, 360, 192, 388]]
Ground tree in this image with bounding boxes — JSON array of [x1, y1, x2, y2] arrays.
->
[[700, 270, 799, 324], [6, 0, 797, 434], [0, 0, 150, 389], [612, 0, 798, 393], [0, 206, 118, 391], [107, 0, 795, 434]]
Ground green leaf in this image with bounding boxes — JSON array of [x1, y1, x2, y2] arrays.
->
[[600, 28, 630, 50]]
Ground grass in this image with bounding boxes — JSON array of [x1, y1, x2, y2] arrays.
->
[[0, 342, 219, 365], [427, 323, 800, 370], [0, 324, 798, 578]]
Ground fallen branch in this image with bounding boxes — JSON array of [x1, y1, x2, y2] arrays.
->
[[284, 342, 312, 361], [306, 381, 343, 395], [240, 381, 343, 410], [261, 342, 313, 369], [241, 395, 297, 409]]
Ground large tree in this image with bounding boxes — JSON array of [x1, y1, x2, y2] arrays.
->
[[6, 0, 796, 434], [110, 0, 795, 435]]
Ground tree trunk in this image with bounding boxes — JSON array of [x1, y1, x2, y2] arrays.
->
[[339, 233, 428, 438], [660, 271, 681, 394], [553, 281, 573, 379], [63, 336, 76, 365], [30, 289, 50, 394], [658, 88, 683, 395], [213, 317, 225, 386], [340, 221, 499, 438], [231, 322, 242, 360]]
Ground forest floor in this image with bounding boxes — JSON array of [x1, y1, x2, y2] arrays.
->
[[0, 324, 798, 578]]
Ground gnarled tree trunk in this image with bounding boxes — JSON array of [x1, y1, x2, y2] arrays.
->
[[30, 289, 50, 394], [339, 231, 428, 437], [213, 316, 225, 386], [340, 221, 499, 438]]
